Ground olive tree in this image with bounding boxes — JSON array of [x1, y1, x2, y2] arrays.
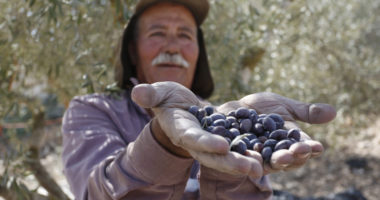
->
[[1, 0, 379, 199]]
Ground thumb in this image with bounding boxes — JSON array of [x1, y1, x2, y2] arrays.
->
[[303, 103, 337, 124], [131, 83, 159, 108], [131, 81, 200, 109], [276, 94, 337, 124], [241, 92, 336, 124]]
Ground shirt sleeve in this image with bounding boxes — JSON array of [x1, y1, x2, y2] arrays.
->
[[61, 97, 194, 200], [199, 166, 273, 200]]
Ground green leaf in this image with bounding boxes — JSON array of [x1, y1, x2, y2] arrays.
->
[[29, 0, 36, 7]]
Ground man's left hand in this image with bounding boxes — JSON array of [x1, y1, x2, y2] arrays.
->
[[217, 92, 336, 174]]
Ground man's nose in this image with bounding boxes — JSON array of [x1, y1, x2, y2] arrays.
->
[[163, 36, 180, 54]]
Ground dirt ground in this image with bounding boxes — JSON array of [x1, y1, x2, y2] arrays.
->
[[270, 119, 380, 200]]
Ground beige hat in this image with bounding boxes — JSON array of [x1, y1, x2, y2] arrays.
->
[[135, 0, 209, 25], [116, 0, 214, 99]]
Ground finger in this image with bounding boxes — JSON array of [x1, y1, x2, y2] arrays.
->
[[304, 140, 324, 158], [180, 127, 230, 154], [245, 150, 263, 164], [262, 149, 294, 175], [262, 143, 309, 173], [281, 96, 337, 124], [281, 142, 311, 171], [131, 82, 200, 109], [189, 150, 263, 179], [283, 140, 322, 171], [240, 92, 336, 124], [270, 149, 294, 170], [288, 101, 336, 124], [288, 142, 312, 160], [131, 83, 159, 108]]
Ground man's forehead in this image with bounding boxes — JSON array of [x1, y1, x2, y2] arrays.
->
[[138, 2, 197, 28]]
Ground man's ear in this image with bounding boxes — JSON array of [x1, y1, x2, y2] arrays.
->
[[129, 42, 137, 65]]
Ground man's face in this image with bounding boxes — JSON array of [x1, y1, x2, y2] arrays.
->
[[133, 2, 199, 89]]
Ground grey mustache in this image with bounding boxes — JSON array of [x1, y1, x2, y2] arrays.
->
[[151, 53, 190, 68]]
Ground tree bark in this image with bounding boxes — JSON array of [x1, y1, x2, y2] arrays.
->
[[23, 146, 71, 200]]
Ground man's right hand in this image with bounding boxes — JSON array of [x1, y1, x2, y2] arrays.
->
[[131, 81, 263, 178]]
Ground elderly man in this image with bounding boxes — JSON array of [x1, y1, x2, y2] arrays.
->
[[62, 0, 336, 199]]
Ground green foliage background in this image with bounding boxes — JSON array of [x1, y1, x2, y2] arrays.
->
[[0, 0, 379, 198]]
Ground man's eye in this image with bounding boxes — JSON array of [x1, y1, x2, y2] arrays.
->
[[179, 33, 192, 40], [151, 32, 165, 37]]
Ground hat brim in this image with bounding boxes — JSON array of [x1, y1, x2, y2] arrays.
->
[[135, 0, 209, 25]]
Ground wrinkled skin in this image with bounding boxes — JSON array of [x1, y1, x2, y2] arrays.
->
[[131, 81, 336, 178]]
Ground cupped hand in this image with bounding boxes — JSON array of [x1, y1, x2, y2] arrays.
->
[[217, 92, 336, 174], [131, 81, 263, 178]]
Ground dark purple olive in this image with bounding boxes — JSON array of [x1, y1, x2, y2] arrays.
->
[[226, 116, 237, 124], [224, 137, 232, 144], [227, 110, 236, 117], [246, 140, 254, 149], [289, 138, 298, 144], [188, 105, 199, 116], [206, 126, 214, 132], [239, 118, 252, 133], [252, 123, 265, 135], [210, 113, 226, 121], [228, 128, 240, 140], [200, 116, 212, 127], [249, 114, 258, 124], [225, 120, 231, 129], [261, 146, 273, 162], [287, 128, 301, 141], [231, 140, 247, 155], [274, 139, 293, 151], [211, 126, 229, 137], [269, 129, 288, 140], [253, 142, 264, 152], [230, 122, 240, 129], [257, 117, 264, 124], [258, 136, 268, 143], [249, 109, 258, 116], [204, 105, 214, 116], [235, 107, 250, 119], [196, 108, 207, 121], [212, 119, 227, 127], [264, 139, 278, 149], [246, 133, 257, 140], [250, 138, 262, 146], [262, 117, 276, 132], [241, 137, 251, 147], [268, 113, 285, 129], [263, 131, 271, 138], [248, 109, 258, 123], [257, 114, 267, 123]]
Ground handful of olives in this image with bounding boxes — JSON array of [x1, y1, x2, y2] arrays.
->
[[188, 105, 302, 163]]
